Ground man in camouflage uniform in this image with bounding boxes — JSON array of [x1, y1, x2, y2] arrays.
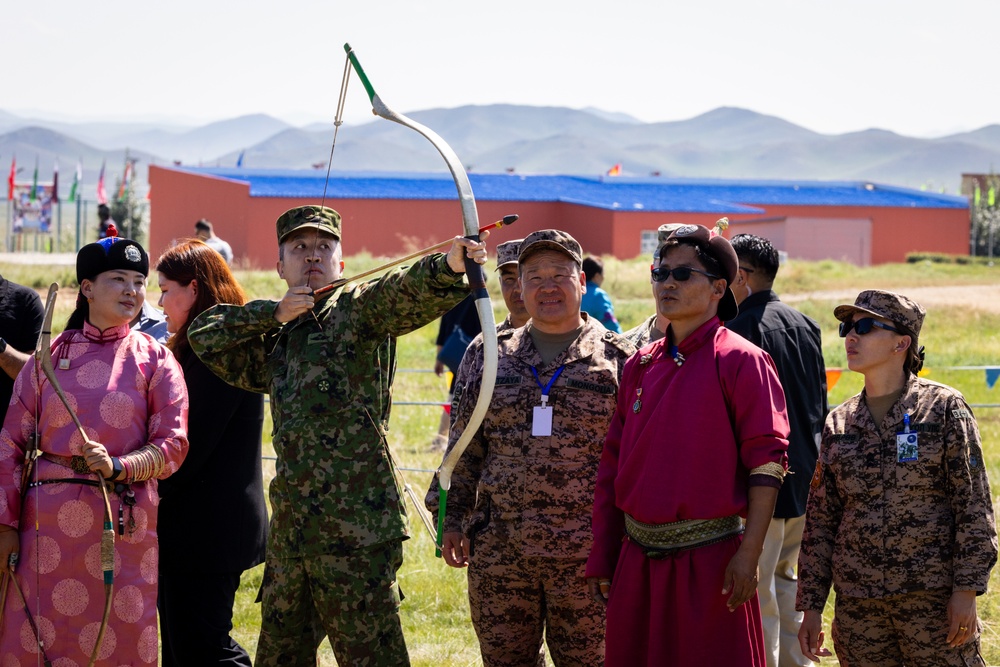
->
[[494, 238, 529, 332], [426, 230, 634, 666], [622, 223, 682, 348], [189, 205, 488, 667], [797, 290, 998, 666]]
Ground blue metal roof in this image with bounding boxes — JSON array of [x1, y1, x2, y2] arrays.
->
[[183, 168, 968, 213]]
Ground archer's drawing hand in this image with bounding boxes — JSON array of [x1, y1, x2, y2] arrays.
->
[[275, 286, 316, 323]]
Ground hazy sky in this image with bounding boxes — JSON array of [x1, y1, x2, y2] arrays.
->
[[3, 0, 996, 137]]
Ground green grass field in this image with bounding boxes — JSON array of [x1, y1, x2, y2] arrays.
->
[[7, 254, 1000, 665]]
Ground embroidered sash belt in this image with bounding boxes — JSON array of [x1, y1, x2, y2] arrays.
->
[[624, 513, 744, 559], [41, 452, 91, 474]]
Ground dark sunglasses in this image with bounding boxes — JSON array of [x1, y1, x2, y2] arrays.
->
[[839, 317, 902, 338], [651, 266, 719, 283]]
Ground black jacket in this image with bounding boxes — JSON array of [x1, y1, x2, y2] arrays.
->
[[0, 276, 44, 423], [158, 352, 268, 574], [726, 290, 828, 517]]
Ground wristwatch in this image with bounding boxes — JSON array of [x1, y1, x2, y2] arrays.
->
[[0, 338, 7, 355]]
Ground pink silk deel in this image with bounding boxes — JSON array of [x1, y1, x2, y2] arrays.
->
[[0, 322, 188, 665]]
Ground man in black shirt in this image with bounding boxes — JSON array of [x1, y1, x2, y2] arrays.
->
[[0, 274, 45, 424], [726, 234, 827, 667]]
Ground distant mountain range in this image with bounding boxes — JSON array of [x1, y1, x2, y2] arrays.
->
[[2, 105, 998, 193]]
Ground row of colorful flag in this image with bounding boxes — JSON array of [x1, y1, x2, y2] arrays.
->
[[6, 155, 136, 205], [973, 185, 997, 208], [827, 367, 1000, 391]]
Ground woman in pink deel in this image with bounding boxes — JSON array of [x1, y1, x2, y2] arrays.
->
[[0, 228, 188, 665]]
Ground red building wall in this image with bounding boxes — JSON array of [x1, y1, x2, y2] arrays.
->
[[148, 166, 970, 268], [727, 204, 969, 265]]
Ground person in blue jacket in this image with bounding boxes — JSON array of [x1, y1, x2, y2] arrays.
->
[[581, 256, 621, 333]]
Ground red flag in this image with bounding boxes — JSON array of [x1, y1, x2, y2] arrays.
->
[[97, 159, 108, 204], [118, 160, 133, 201], [6, 155, 14, 201], [607, 163, 622, 176]]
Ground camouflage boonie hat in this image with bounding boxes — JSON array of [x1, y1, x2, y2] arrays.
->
[[834, 290, 926, 339], [654, 223, 686, 259], [276, 205, 342, 243], [495, 239, 523, 270], [518, 229, 583, 266]]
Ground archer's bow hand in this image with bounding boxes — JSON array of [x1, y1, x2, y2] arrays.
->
[[275, 286, 316, 324], [81, 439, 114, 479], [445, 230, 490, 274]]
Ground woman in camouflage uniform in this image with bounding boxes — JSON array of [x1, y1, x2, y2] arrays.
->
[[797, 290, 997, 666]]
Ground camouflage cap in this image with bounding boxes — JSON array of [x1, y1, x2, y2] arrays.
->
[[276, 205, 342, 243], [834, 290, 926, 339], [495, 239, 523, 270], [518, 229, 583, 266], [654, 223, 686, 258]]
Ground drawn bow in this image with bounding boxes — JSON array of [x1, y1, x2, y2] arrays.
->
[[343, 44, 499, 556], [37, 283, 115, 667]]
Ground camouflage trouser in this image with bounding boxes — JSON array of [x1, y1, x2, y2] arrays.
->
[[467, 523, 604, 667], [255, 541, 409, 667], [832, 589, 985, 667]]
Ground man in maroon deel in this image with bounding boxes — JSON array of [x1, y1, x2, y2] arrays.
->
[[585, 223, 789, 666]]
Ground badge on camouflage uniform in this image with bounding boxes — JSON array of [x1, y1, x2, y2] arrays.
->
[[810, 460, 823, 489]]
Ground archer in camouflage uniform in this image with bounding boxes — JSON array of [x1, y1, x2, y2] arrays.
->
[[426, 230, 634, 667], [797, 290, 998, 666], [189, 205, 488, 667]]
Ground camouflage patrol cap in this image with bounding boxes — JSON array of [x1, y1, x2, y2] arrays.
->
[[654, 223, 686, 259], [834, 290, 926, 339], [495, 239, 523, 270], [276, 205, 342, 243], [518, 229, 583, 266]]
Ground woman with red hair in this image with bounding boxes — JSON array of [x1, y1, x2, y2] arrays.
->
[[155, 239, 267, 667]]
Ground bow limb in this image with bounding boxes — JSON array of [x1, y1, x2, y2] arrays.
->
[[343, 44, 499, 556], [36, 283, 114, 666]]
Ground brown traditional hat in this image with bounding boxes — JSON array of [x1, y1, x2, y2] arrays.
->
[[658, 224, 739, 321], [517, 229, 583, 266], [495, 239, 523, 270], [276, 205, 342, 243], [834, 290, 926, 339]]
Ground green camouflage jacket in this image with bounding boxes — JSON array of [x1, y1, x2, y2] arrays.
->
[[189, 254, 468, 556]]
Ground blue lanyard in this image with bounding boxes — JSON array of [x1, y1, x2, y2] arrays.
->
[[530, 365, 565, 406]]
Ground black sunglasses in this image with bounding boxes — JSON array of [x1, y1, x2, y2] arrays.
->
[[839, 317, 902, 338], [651, 266, 720, 283]]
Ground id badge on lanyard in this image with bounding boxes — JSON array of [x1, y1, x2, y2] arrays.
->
[[896, 413, 918, 463], [531, 365, 564, 437]]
